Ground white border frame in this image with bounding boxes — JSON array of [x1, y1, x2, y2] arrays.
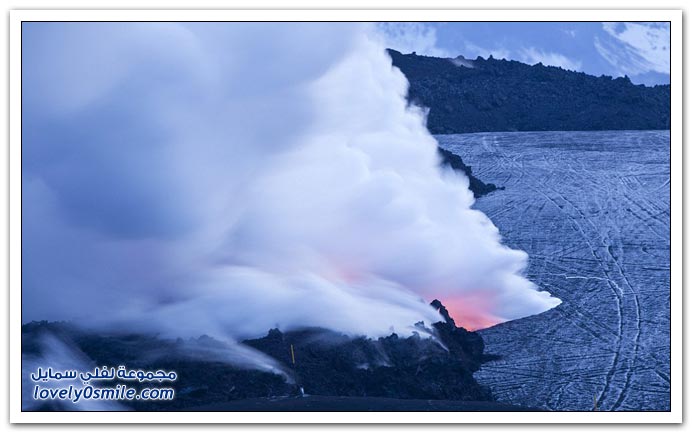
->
[[9, 9, 683, 424]]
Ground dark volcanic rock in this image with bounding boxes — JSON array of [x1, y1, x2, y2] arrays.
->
[[430, 300, 486, 371], [22, 324, 295, 411], [243, 318, 490, 402], [437, 147, 502, 197], [22, 300, 492, 411], [388, 49, 670, 134]]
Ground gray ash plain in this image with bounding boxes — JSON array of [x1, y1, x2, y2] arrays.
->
[[438, 130, 670, 411]]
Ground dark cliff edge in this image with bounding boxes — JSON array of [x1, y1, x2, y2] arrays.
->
[[388, 49, 671, 134], [22, 300, 512, 411], [437, 147, 502, 198]]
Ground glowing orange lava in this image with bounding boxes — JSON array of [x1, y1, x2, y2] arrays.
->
[[440, 293, 504, 331]]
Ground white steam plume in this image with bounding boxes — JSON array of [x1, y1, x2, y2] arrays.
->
[[22, 334, 128, 411], [22, 22, 560, 339]]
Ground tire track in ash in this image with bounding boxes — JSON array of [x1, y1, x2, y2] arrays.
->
[[546, 182, 641, 410], [533, 185, 628, 410], [569, 165, 659, 409], [477, 141, 626, 409], [437, 131, 670, 411]]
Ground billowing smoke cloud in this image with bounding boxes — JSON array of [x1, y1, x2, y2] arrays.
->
[[22, 22, 560, 338]]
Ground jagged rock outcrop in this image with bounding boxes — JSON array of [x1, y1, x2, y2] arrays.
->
[[437, 147, 501, 198], [22, 300, 492, 410], [244, 313, 490, 402]]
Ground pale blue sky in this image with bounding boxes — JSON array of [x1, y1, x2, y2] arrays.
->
[[378, 22, 670, 86]]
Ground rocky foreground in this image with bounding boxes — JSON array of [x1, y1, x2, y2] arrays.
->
[[23, 300, 503, 411]]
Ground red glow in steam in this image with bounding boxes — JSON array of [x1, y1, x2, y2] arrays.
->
[[440, 293, 504, 331]]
